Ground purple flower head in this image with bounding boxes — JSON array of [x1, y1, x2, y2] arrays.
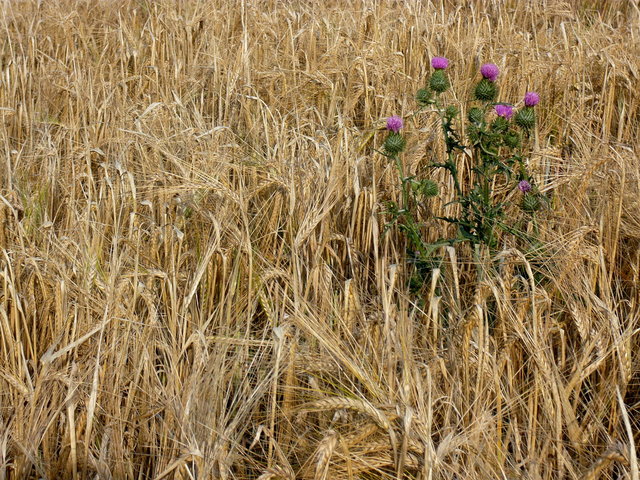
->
[[480, 63, 500, 82], [518, 180, 532, 193], [495, 104, 514, 119], [524, 91, 540, 107], [431, 56, 449, 70], [386, 115, 403, 133]]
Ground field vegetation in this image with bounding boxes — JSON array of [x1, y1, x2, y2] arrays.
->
[[1, 0, 639, 478]]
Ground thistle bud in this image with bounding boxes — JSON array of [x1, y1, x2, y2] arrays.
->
[[420, 179, 439, 198], [467, 107, 484, 124], [474, 79, 497, 101], [429, 70, 449, 93], [521, 193, 541, 212], [416, 88, 432, 106], [384, 134, 406, 155], [515, 107, 536, 130], [445, 105, 458, 119]]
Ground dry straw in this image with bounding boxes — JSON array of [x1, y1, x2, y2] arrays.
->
[[0, 0, 639, 479]]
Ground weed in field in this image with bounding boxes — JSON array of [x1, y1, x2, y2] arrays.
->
[[382, 56, 553, 292]]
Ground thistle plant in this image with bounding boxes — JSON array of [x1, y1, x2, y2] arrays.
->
[[380, 115, 439, 259], [381, 56, 546, 266]]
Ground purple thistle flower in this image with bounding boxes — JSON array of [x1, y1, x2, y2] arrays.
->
[[386, 115, 403, 133], [480, 63, 499, 82], [495, 104, 514, 119], [518, 180, 532, 193], [524, 91, 540, 107], [431, 56, 449, 70]]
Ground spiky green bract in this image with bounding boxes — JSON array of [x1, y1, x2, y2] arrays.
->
[[474, 78, 497, 101], [444, 105, 458, 119], [419, 179, 439, 198], [491, 116, 508, 133], [504, 130, 521, 148], [384, 133, 406, 155], [521, 193, 541, 212], [467, 124, 481, 144], [429, 70, 449, 93], [515, 107, 536, 130], [467, 107, 484, 124], [416, 88, 432, 106]]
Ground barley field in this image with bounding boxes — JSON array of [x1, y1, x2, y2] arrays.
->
[[0, 0, 639, 479]]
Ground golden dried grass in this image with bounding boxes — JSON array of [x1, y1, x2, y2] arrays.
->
[[0, 0, 639, 478]]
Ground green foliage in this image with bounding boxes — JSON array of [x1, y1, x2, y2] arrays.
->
[[429, 70, 450, 93], [467, 107, 484, 124], [380, 60, 545, 289], [504, 130, 521, 148], [384, 133, 406, 155], [474, 78, 498, 101], [414, 179, 439, 198], [416, 88, 432, 106], [515, 106, 536, 129]]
